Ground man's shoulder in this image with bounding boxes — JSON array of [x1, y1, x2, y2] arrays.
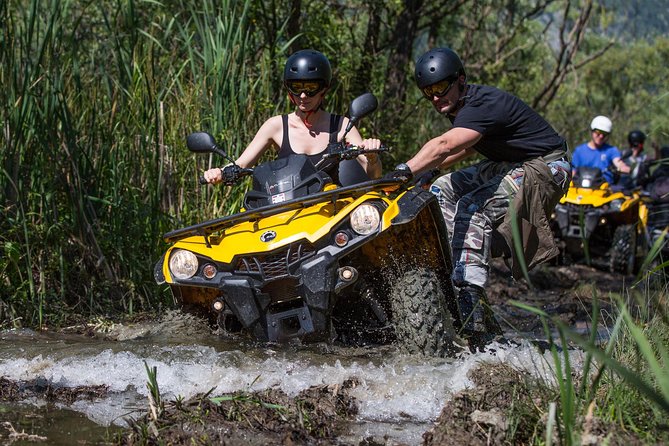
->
[[467, 84, 508, 99], [459, 84, 514, 116], [602, 143, 621, 155]]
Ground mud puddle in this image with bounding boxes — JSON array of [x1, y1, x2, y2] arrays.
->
[[1, 401, 122, 445]]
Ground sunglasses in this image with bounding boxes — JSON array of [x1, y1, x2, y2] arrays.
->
[[592, 129, 610, 137], [421, 78, 455, 99], [286, 81, 325, 97]]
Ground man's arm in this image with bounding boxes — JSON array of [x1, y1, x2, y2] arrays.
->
[[438, 146, 477, 169], [405, 127, 482, 175], [612, 156, 631, 174]]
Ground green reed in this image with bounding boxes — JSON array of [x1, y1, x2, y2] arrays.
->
[[0, 0, 277, 326]]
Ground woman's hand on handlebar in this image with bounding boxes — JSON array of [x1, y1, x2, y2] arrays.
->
[[202, 164, 252, 185], [358, 138, 381, 151], [203, 166, 225, 184], [358, 138, 382, 167]]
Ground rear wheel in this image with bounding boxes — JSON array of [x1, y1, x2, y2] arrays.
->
[[390, 268, 457, 356], [610, 224, 637, 275]]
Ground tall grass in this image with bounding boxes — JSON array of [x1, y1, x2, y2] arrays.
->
[[0, 0, 277, 326], [512, 274, 669, 444]]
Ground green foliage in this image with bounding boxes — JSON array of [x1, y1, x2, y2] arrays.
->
[[2, 0, 669, 326], [549, 36, 669, 149]]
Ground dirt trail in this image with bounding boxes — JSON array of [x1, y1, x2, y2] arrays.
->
[[487, 258, 631, 336]]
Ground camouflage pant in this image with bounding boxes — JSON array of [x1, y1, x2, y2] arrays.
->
[[430, 158, 571, 288]]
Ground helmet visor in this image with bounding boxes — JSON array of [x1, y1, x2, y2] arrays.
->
[[421, 78, 454, 99], [286, 81, 325, 97]]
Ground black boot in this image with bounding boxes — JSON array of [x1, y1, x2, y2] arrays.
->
[[457, 285, 502, 338]]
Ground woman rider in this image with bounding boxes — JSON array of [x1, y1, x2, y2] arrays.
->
[[203, 49, 382, 185]]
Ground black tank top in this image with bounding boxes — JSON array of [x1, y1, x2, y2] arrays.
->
[[278, 114, 342, 166]]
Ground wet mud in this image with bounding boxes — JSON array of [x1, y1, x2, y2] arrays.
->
[[120, 380, 360, 446], [487, 258, 628, 335], [424, 362, 644, 446]]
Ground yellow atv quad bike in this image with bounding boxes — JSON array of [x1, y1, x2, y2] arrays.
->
[[551, 166, 649, 275], [155, 94, 461, 356]]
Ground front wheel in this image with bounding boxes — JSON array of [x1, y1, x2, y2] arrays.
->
[[609, 224, 637, 275], [390, 268, 458, 356]]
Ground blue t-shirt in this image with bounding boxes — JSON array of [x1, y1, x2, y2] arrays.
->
[[571, 142, 621, 184]]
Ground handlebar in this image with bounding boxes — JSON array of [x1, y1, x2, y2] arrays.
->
[[199, 167, 254, 185], [199, 144, 390, 184], [315, 145, 390, 168]]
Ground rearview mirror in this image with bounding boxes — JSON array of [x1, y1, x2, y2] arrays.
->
[[186, 132, 217, 154], [347, 93, 378, 129]]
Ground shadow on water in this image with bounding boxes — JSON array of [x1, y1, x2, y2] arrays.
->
[[0, 310, 584, 445]]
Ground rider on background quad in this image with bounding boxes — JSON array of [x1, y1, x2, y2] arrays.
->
[[571, 116, 630, 186], [383, 47, 571, 341], [643, 145, 669, 201], [619, 129, 649, 189], [203, 49, 382, 185]]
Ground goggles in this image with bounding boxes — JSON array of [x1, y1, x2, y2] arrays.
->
[[592, 129, 610, 137], [421, 78, 455, 99], [286, 81, 325, 97]]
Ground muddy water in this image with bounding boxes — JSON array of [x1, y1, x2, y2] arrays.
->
[[0, 311, 584, 445]]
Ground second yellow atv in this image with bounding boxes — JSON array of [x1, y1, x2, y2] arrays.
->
[[155, 94, 461, 356], [552, 166, 649, 274]]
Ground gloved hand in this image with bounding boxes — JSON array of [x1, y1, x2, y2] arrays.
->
[[220, 164, 242, 185], [414, 168, 441, 189], [382, 163, 413, 182]]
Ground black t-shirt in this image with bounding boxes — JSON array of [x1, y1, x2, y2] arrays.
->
[[450, 84, 565, 162]]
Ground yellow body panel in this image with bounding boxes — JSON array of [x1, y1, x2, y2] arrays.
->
[[162, 189, 404, 283], [560, 182, 640, 212]]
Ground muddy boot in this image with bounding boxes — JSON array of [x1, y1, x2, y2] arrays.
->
[[457, 285, 503, 346], [457, 285, 486, 334]]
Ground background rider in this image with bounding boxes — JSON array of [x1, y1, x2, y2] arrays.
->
[[571, 116, 630, 186], [619, 129, 649, 188]]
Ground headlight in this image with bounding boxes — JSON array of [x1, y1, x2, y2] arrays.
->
[[350, 204, 380, 235], [608, 198, 624, 212], [169, 249, 198, 280]]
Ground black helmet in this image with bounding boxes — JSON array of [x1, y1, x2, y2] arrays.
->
[[283, 49, 332, 87], [628, 130, 646, 146], [661, 146, 669, 159], [414, 47, 466, 89]]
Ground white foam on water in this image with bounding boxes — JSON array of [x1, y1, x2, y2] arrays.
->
[[0, 333, 584, 427]]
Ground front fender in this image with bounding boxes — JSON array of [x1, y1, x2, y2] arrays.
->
[[154, 254, 166, 285]]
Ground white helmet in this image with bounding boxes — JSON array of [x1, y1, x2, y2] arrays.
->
[[590, 115, 612, 133]]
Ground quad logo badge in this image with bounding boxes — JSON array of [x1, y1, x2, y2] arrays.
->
[[260, 230, 277, 242]]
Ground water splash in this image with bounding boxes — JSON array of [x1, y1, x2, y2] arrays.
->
[[0, 313, 584, 443]]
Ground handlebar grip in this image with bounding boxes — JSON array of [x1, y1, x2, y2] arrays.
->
[[199, 175, 208, 185]]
